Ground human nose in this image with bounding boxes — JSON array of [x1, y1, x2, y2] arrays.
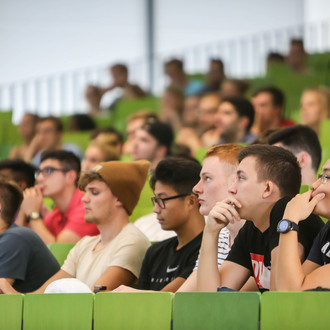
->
[[82, 192, 89, 203], [228, 177, 238, 194], [153, 201, 161, 214], [193, 180, 202, 195]]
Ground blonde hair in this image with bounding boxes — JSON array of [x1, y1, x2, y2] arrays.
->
[[88, 142, 120, 161], [303, 86, 330, 118]]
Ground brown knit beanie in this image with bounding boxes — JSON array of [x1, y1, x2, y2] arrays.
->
[[91, 160, 150, 215]]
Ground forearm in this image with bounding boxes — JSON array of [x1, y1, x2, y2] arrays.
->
[[0, 278, 20, 294], [197, 230, 221, 291], [277, 231, 306, 291], [177, 270, 197, 292]]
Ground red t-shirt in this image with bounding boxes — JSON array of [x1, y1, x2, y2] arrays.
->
[[280, 118, 295, 128], [44, 188, 99, 238]]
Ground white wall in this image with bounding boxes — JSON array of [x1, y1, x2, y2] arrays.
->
[[0, 0, 145, 85], [304, 0, 330, 23], [156, 0, 303, 53], [1, 0, 305, 85]]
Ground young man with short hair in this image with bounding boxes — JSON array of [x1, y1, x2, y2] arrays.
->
[[132, 120, 174, 171], [178, 144, 246, 292], [25, 116, 82, 166], [0, 159, 35, 190], [18, 150, 99, 244], [277, 158, 330, 291], [198, 144, 324, 292], [268, 124, 322, 185], [215, 97, 257, 144], [0, 160, 151, 294], [0, 179, 59, 293], [251, 86, 294, 135], [114, 157, 205, 292]]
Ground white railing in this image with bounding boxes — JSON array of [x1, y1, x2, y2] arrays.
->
[[1, 19, 330, 124]]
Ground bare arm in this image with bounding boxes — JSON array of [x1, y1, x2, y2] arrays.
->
[[20, 186, 82, 244], [160, 277, 186, 293], [197, 198, 249, 291], [92, 266, 136, 292], [271, 243, 305, 291], [276, 191, 326, 291], [177, 270, 198, 292], [29, 220, 81, 244], [0, 270, 72, 294]]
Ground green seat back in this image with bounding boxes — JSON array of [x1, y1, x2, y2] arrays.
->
[[173, 292, 261, 330], [0, 294, 24, 330], [62, 131, 91, 153], [260, 291, 330, 330], [111, 97, 160, 133], [48, 243, 75, 266], [23, 293, 94, 330], [94, 292, 172, 330]]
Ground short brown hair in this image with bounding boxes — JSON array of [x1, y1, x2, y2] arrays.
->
[[38, 116, 63, 132], [237, 144, 301, 197], [78, 172, 105, 192], [0, 179, 23, 225]]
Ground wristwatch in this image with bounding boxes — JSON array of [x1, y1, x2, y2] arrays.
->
[[277, 219, 299, 233], [27, 211, 43, 223]]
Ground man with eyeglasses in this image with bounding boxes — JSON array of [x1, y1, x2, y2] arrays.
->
[[0, 160, 150, 294], [114, 157, 205, 292], [276, 159, 330, 290], [17, 150, 98, 244]]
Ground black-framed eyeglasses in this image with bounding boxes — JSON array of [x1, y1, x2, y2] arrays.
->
[[318, 174, 330, 184], [35, 167, 70, 179], [151, 194, 190, 209]]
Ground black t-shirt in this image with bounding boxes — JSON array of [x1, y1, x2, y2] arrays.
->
[[0, 224, 60, 293], [138, 231, 203, 291], [307, 220, 330, 265], [226, 197, 324, 293]]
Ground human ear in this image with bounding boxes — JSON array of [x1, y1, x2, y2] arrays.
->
[[262, 181, 274, 198]]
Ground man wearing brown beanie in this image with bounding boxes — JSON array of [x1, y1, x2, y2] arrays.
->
[[0, 160, 151, 294]]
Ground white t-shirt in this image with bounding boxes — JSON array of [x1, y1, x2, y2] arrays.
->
[[194, 227, 230, 270], [134, 213, 176, 242]]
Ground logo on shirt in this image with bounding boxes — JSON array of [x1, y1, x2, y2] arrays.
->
[[250, 253, 271, 290], [92, 164, 103, 173], [321, 242, 330, 259], [166, 265, 179, 273]]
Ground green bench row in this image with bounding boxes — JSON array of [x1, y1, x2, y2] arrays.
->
[[1, 291, 329, 330]]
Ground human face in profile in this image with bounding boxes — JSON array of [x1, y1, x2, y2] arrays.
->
[[193, 156, 235, 216]]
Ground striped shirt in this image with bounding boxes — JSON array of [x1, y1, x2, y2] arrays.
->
[[194, 227, 230, 270]]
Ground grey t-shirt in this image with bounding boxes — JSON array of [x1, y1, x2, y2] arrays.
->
[[0, 224, 60, 292]]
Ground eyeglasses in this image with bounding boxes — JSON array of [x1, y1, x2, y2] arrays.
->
[[318, 174, 330, 184], [35, 167, 70, 179], [151, 194, 189, 209]]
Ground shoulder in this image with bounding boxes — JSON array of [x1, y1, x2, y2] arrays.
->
[[148, 236, 178, 253], [117, 224, 150, 246], [2, 225, 40, 241], [72, 235, 99, 251], [270, 196, 291, 220]]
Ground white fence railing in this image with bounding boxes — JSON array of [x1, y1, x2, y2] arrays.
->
[[1, 19, 330, 124]]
